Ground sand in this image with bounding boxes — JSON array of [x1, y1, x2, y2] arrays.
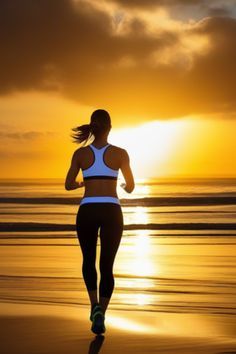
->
[[1, 302, 236, 354]]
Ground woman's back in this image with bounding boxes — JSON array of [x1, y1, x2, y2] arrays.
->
[[77, 143, 124, 198]]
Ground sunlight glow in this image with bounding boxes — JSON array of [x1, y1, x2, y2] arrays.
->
[[110, 119, 189, 178], [133, 184, 151, 196], [116, 277, 154, 290], [134, 207, 149, 224], [135, 233, 150, 255], [133, 293, 152, 306], [128, 232, 157, 277], [107, 315, 157, 334]]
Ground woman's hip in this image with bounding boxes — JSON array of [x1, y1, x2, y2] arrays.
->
[[76, 202, 123, 226]]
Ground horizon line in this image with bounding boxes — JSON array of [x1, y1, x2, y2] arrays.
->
[[0, 175, 236, 180]]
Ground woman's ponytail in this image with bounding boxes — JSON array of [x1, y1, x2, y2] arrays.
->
[[71, 109, 111, 144], [70, 123, 92, 144]]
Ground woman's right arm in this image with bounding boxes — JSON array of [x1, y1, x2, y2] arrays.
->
[[65, 149, 84, 190], [120, 149, 135, 193]]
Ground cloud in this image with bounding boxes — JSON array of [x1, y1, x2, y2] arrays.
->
[[0, 149, 45, 159], [0, 131, 57, 140], [0, 0, 235, 120], [207, 7, 231, 17], [111, 0, 236, 12], [111, 0, 206, 8], [184, 16, 236, 113]]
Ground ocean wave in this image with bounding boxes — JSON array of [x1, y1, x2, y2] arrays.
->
[[1, 274, 236, 315], [0, 195, 236, 206], [1, 222, 236, 232]]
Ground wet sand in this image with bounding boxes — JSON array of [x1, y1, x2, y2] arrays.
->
[[1, 231, 236, 353], [1, 302, 236, 354]]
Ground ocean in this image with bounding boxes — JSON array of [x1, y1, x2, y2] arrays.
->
[[0, 177, 236, 232], [0, 177, 236, 332]]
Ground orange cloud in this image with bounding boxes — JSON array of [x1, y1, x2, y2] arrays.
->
[[0, 0, 235, 120]]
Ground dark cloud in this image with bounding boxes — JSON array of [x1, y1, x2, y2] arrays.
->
[[185, 16, 236, 113], [112, 0, 206, 8], [0, 131, 56, 140], [0, 0, 235, 120], [0, 0, 175, 89], [0, 0, 113, 92], [112, 0, 236, 12], [207, 7, 230, 17]]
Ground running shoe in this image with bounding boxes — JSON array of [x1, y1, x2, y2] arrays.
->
[[90, 304, 106, 334]]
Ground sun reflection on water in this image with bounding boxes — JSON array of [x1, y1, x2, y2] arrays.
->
[[117, 230, 161, 307], [134, 206, 149, 224], [130, 230, 154, 277], [106, 315, 157, 334], [134, 183, 151, 197]]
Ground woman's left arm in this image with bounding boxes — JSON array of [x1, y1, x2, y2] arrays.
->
[[65, 150, 84, 190]]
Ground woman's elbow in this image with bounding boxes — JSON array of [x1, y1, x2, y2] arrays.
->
[[65, 182, 72, 190]]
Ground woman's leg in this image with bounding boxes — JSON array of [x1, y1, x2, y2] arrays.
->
[[99, 204, 123, 315], [76, 205, 100, 308]]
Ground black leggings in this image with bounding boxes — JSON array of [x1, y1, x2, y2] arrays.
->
[[76, 203, 123, 298]]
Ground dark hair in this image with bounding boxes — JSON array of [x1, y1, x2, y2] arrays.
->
[[71, 109, 111, 145]]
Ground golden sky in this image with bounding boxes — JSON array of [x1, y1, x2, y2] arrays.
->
[[0, 0, 236, 179]]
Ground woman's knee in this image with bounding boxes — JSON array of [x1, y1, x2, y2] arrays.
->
[[99, 258, 114, 274]]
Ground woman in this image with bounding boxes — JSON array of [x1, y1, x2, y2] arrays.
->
[[65, 109, 135, 335]]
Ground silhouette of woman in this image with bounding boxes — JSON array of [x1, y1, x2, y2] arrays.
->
[[65, 109, 135, 334]]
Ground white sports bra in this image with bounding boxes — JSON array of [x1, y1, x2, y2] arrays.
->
[[82, 143, 119, 180]]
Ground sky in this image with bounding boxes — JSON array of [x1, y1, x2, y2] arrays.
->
[[0, 0, 236, 179]]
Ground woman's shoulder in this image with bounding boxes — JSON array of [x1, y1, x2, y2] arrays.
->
[[73, 145, 90, 160], [74, 144, 128, 157], [109, 144, 127, 153]]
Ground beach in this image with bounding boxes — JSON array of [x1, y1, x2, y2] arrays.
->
[[1, 178, 236, 353], [1, 302, 236, 354]]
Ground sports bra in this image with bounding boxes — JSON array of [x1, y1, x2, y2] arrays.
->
[[81, 143, 119, 180]]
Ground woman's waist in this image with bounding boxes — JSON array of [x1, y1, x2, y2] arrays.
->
[[83, 180, 117, 194], [80, 195, 120, 205], [83, 185, 118, 198], [83, 191, 118, 198]]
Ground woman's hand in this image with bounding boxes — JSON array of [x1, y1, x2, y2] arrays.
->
[[120, 183, 126, 190], [65, 180, 84, 190], [76, 181, 85, 188], [120, 182, 134, 193]]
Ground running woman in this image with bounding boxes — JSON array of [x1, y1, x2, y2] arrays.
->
[[65, 109, 135, 334]]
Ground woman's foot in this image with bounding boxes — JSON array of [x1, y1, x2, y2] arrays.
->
[[90, 303, 106, 335]]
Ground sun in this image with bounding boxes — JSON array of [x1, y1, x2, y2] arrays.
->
[[109, 119, 189, 179]]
